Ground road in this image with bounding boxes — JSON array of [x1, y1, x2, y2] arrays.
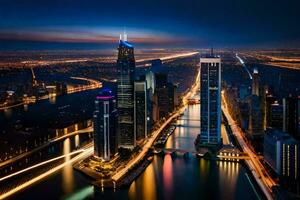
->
[[0, 144, 93, 200], [0, 126, 93, 169], [235, 53, 253, 80], [112, 69, 200, 181], [221, 91, 276, 200]]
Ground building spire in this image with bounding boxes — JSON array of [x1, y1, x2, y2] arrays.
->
[[123, 30, 127, 41]]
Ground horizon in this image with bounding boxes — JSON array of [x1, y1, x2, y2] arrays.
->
[[1, 0, 300, 50]]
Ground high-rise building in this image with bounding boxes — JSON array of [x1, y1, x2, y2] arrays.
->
[[248, 95, 264, 137], [117, 34, 136, 148], [93, 89, 117, 161], [252, 68, 259, 96], [298, 96, 300, 137], [270, 101, 284, 131], [145, 70, 155, 95], [134, 81, 147, 141], [264, 128, 300, 193], [155, 73, 168, 88], [199, 54, 221, 145], [283, 96, 298, 138], [265, 93, 276, 128]]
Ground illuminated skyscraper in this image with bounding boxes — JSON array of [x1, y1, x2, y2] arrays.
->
[[117, 34, 136, 148], [199, 53, 222, 145], [252, 68, 259, 96], [94, 89, 117, 161]]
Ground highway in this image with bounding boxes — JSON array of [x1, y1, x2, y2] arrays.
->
[[68, 77, 102, 94], [0, 126, 93, 169], [235, 53, 253, 80], [0, 150, 84, 182], [0, 144, 93, 200], [221, 91, 276, 200], [112, 69, 200, 181]]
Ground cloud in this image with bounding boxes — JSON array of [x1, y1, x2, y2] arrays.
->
[[0, 27, 190, 46]]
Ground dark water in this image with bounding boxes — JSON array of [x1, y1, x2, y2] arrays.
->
[[10, 104, 261, 200]]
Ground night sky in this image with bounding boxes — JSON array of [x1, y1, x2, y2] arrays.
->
[[0, 0, 299, 50]]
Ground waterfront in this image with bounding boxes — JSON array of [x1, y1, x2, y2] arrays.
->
[[9, 103, 262, 200]]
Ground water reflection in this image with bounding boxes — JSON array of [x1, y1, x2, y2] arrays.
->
[[62, 138, 74, 194], [128, 162, 157, 200], [49, 95, 56, 104], [3, 108, 12, 118], [24, 104, 28, 111], [64, 186, 94, 200], [75, 135, 80, 148], [163, 155, 173, 200]]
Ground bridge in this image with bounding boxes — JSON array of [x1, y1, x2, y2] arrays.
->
[[152, 145, 249, 160], [187, 98, 200, 105]]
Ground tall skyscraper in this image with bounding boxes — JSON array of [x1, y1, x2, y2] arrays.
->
[[134, 81, 147, 141], [117, 34, 136, 148], [93, 89, 117, 161], [264, 128, 299, 193], [252, 68, 259, 96], [199, 54, 222, 145], [283, 96, 298, 138], [270, 101, 284, 131]]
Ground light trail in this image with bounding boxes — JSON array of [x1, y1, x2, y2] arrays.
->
[[0, 149, 84, 182], [236, 53, 253, 80], [0, 147, 93, 200], [0, 126, 93, 169], [136, 52, 199, 63], [222, 92, 276, 200]]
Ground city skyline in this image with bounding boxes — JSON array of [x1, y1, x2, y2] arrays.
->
[[0, 1, 300, 200]]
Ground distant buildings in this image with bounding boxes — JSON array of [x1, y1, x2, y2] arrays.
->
[[93, 89, 118, 161], [134, 81, 147, 141], [199, 54, 221, 145], [264, 128, 300, 193], [152, 73, 177, 120], [117, 34, 136, 148]]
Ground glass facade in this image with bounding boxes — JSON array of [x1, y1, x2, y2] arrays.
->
[[117, 39, 136, 148], [199, 57, 221, 145]]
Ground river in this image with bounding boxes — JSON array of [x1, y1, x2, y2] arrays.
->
[[10, 103, 263, 200]]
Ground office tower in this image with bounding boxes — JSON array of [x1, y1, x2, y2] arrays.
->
[[248, 95, 264, 137], [283, 96, 298, 138], [252, 68, 259, 96], [264, 128, 299, 192], [199, 54, 221, 145], [151, 59, 163, 73], [117, 34, 136, 148], [155, 73, 168, 88], [298, 97, 300, 137], [270, 101, 284, 131], [265, 93, 277, 128], [145, 70, 155, 95], [93, 89, 117, 161], [134, 81, 147, 141], [153, 72, 176, 120]]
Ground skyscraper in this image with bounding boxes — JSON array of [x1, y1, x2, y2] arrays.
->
[[199, 54, 222, 145], [283, 96, 298, 138], [252, 68, 259, 96], [134, 81, 147, 141], [93, 89, 117, 161], [117, 34, 136, 148]]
